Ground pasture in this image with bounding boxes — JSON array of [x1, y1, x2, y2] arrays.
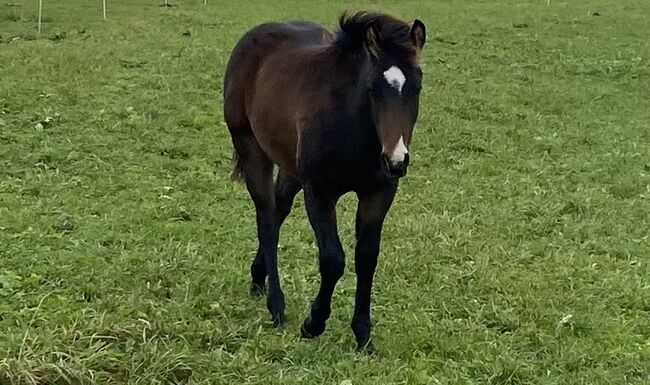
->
[[1, 0, 649, 384]]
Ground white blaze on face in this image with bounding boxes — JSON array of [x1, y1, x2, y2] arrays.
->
[[388, 135, 408, 164], [383, 66, 406, 94]]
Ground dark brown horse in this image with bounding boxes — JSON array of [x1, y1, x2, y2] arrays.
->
[[223, 11, 426, 351]]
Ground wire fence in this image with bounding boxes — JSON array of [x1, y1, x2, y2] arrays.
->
[[8, 0, 553, 40], [3, 0, 214, 38]]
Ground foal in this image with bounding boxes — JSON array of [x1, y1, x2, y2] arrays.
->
[[223, 11, 426, 351]]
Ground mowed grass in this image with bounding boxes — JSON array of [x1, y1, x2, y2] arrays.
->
[[1, 0, 649, 383]]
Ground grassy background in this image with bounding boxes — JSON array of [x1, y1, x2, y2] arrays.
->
[[1, 0, 649, 384]]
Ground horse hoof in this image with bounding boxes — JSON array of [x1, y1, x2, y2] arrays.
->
[[300, 316, 325, 339], [272, 313, 286, 328], [300, 322, 313, 338], [356, 340, 375, 355], [250, 282, 266, 297]]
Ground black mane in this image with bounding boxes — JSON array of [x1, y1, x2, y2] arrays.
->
[[334, 11, 414, 57]]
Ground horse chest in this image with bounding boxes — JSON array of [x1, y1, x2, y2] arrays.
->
[[297, 122, 380, 185]]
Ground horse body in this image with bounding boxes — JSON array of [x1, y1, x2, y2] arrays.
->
[[225, 21, 381, 187], [223, 12, 426, 351]]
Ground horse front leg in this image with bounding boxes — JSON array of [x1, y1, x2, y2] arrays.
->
[[300, 183, 345, 339], [351, 182, 397, 352]]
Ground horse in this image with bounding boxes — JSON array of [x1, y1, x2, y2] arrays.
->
[[223, 11, 426, 351]]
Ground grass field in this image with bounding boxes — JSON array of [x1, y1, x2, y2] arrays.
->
[[1, 0, 650, 384]]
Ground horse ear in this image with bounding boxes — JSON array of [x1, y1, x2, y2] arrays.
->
[[364, 22, 380, 60], [410, 19, 426, 50]]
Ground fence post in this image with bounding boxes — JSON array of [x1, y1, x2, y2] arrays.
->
[[37, 0, 42, 37]]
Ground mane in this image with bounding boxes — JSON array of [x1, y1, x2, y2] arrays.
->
[[334, 11, 416, 60]]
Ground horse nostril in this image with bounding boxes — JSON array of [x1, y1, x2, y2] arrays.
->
[[403, 153, 410, 168], [381, 153, 391, 169]]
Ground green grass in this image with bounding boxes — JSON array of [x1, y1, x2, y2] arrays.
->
[[1, 0, 649, 383]]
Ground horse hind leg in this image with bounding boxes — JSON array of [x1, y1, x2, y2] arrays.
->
[[275, 170, 302, 226], [249, 169, 301, 297], [230, 131, 286, 327]]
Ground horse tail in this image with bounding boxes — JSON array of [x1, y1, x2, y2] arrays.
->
[[231, 147, 245, 182]]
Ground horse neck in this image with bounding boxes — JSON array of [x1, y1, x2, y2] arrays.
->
[[323, 47, 373, 121], [346, 57, 376, 135]]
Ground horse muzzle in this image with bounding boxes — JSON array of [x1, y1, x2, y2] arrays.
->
[[381, 152, 410, 178]]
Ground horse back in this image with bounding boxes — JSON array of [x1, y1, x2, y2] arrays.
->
[[224, 21, 331, 129], [223, 21, 333, 176]]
